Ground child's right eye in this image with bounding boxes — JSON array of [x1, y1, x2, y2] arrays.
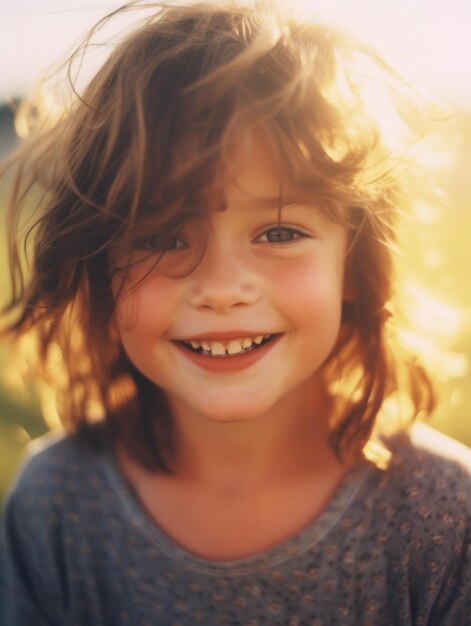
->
[[134, 235, 187, 252]]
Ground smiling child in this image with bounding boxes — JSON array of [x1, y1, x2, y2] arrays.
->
[[1, 2, 470, 625]]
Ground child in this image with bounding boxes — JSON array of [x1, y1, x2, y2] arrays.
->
[[1, 1, 470, 624]]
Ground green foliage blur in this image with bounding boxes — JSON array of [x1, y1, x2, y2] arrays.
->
[[1, 103, 471, 508]]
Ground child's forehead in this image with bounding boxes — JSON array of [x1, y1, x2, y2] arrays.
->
[[174, 126, 299, 199], [134, 127, 339, 232], [132, 118, 348, 236]]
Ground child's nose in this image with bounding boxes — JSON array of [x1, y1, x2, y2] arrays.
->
[[187, 245, 260, 313]]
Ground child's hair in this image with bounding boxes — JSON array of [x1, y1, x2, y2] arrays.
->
[[1, 0, 436, 468]]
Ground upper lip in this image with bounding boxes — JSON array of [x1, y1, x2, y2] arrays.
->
[[174, 331, 279, 342]]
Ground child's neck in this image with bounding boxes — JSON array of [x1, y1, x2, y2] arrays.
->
[[165, 380, 342, 490], [115, 381, 351, 560]]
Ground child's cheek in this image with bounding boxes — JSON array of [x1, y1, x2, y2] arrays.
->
[[111, 273, 141, 333], [112, 273, 172, 334], [266, 249, 345, 299], [268, 253, 345, 339]]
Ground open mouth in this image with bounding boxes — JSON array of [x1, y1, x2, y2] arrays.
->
[[176, 334, 276, 358]]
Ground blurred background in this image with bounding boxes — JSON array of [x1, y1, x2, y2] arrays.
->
[[1, 0, 471, 506]]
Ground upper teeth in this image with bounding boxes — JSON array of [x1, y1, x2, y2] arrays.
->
[[184, 335, 271, 356]]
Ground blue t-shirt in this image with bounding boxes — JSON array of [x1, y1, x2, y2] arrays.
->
[[1, 423, 471, 625]]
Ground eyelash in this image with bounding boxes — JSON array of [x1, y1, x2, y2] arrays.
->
[[135, 226, 309, 252], [135, 235, 187, 252], [255, 226, 309, 245]]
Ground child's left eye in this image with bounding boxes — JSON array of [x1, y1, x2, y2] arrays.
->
[[256, 227, 308, 244], [135, 235, 187, 251]]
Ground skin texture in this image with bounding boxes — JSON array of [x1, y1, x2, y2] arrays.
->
[[115, 132, 347, 428], [113, 131, 351, 559]]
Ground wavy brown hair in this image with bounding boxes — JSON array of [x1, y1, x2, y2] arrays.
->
[[1, 0, 436, 468]]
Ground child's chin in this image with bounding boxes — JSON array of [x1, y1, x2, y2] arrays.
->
[[204, 412, 261, 424], [196, 400, 269, 424]]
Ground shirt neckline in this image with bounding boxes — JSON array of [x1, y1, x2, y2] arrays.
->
[[102, 448, 372, 577]]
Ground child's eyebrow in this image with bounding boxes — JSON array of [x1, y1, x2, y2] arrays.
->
[[246, 196, 315, 211]]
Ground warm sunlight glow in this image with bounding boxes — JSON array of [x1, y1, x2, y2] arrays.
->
[[292, 0, 471, 107], [1, 1, 471, 106], [39, 384, 62, 429], [396, 280, 468, 380], [402, 280, 463, 340], [1, 0, 471, 507]]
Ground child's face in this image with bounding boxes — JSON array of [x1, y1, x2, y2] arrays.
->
[[113, 131, 348, 424]]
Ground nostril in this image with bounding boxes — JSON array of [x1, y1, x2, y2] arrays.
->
[[192, 295, 257, 312], [187, 277, 260, 312]]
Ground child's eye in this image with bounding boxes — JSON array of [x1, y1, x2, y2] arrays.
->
[[135, 235, 187, 251], [256, 227, 308, 245]]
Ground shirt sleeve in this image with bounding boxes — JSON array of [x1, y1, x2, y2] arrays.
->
[[382, 424, 471, 625], [426, 491, 471, 625], [0, 461, 65, 626]]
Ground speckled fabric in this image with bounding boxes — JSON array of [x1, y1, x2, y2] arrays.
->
[[1, 424, 470, 626]]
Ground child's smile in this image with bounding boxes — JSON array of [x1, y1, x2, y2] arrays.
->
[[172, 331, 283, 373], [114, 130, 348, 424], [178, 332, 274, 357]]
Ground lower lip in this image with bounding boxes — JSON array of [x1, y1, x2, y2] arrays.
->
[[172, 335, 283, 373]]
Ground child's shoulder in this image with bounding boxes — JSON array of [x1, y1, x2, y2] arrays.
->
[[4, 427, 109, 517], [385, 422, 471, 476], [375, 422, 471, 518], [18, 426, 102, 473], [1, 429, 116, 623]]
